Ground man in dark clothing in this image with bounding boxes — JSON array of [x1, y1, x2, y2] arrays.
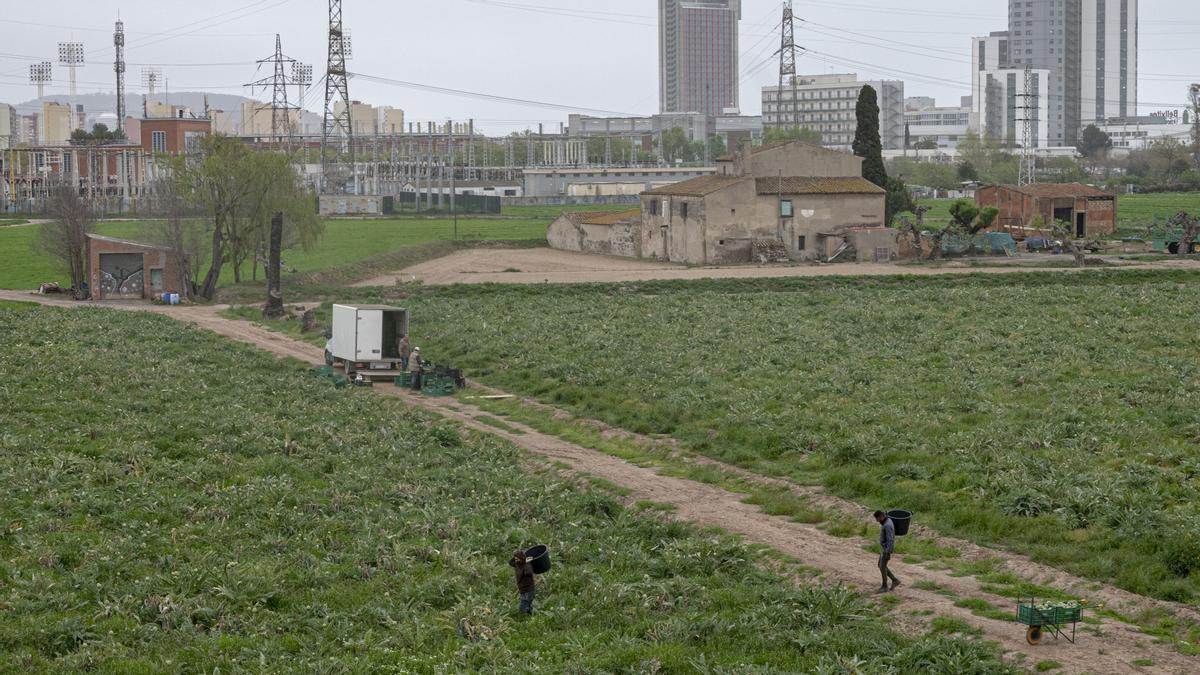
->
[[874, 510, 900, 592], [509, 550, 535, 614]]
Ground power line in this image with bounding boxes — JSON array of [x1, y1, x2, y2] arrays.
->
[[351, 71, 641, 116]]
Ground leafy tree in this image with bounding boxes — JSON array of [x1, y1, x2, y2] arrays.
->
[[69, 123, 125, 145], [957, 161, 979, 182], [948, 200, 980, 231], [763, 126, 822, 145], [659, 127, 704, 163], [885, 177, 915, 226], [36, 183, 94, 298], [913, 138, 939, 150], [1076, 124, 1113, 161], [171, 135, 322, 300], [707, 134, 728, 160], [853, 85, 888, 189], [947, 200, 999, 235]]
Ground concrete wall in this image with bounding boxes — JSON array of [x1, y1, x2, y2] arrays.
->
[[728, 142, 864, 178], [547, 215, 641, 257], [319, 195, 383, 216]]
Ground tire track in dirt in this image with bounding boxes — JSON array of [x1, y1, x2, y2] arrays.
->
[[4, 291, 1193, 674]]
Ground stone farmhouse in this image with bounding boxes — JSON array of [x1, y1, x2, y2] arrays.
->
[[547, 141, 893, 264]]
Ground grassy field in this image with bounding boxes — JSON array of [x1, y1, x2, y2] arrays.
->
[[0, 216, 550, 291], [500, 203, 638, 219], [0, 303, 1010, 672], [339, 270, 1200, 603]]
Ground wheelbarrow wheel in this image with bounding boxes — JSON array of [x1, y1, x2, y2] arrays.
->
[[1026, 625, 1044, 645]]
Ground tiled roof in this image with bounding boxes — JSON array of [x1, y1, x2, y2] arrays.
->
[[755, 176, 885, 195], [1009, 183, 1113, 198], [570, 208, 642, 226], [642, 175, 748, 197], [86, 233, 171, 251]]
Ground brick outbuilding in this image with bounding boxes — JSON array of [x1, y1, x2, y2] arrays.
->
[[976, 183, 1117, 238], [86, 234, 183, 301]]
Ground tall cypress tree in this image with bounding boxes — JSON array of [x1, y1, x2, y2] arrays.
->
[[853, 85, 888, 189]]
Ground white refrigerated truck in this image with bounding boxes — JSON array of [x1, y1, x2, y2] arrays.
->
[[325, 304, 411, 379]]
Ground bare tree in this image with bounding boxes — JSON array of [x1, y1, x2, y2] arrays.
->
[[36, 184, 94, 299], [1051, 223, 1097, 268], [152, 180, 202, 300], [1168, 212, 1199, 256]]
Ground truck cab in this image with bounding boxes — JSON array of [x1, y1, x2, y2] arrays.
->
[[325, 304, 411, 380]]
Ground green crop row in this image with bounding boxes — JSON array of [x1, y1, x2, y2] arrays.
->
[[0, 305, 1011, 672], [390, 270, 1200, 602]]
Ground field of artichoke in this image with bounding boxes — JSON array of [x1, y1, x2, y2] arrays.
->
[[0, 303, 1009, 672], [401, 270, 1200, 602]]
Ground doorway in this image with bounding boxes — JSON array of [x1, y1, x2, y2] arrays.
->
[[98, 253, 144, 299], [1075, 212, 1086, 238]]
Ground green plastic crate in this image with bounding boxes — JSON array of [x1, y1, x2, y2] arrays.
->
[[394, 372, 414, 388], [422, 376, 456, 397], [1018, 604, 1081, 626]]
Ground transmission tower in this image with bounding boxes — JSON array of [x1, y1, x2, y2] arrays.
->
[[778, 1, 799, 130], [1016, 66, 1038, 186], [246, 34, 298, 149], [322, 0, 354, 194], [29, 62, 51, 101], [114, 20, 126, 135], [141, 68, 162, 97], [58, 42, 84, 131]]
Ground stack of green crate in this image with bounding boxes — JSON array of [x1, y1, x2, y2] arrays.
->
[[422, 376, 456, 397]]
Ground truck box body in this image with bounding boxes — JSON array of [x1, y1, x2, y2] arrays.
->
[[328, 304, 410, 376]]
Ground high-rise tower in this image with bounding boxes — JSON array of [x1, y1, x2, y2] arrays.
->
[[659, 0, 741, 116], [1080, 0, 1138, 126]]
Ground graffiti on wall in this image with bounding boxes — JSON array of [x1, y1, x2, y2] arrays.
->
[[99, 253, 144, 299]]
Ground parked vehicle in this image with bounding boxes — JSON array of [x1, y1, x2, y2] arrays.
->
[[325, 304, 410, 380]]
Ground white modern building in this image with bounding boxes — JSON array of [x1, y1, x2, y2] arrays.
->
[[972, 0, 1138, 147], [762, 73, 905, 151], [1097, 114, 1190, 154], [976, 67, 1053, 148], [905, 97, 971, 149]]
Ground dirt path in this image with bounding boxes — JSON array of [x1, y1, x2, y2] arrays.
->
[[354, 247, 1200, 287], [4, 290, 1195, 674]]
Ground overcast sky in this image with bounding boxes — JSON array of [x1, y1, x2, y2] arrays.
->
[[1, 0, 1196, 133]]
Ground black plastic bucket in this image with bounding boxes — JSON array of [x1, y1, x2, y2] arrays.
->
[[525, 545, 551, 575], [887, 510, 912, 536]]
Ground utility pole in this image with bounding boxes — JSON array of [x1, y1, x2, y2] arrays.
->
[[29, 61, 51, 102], [58, 42, 84, 131], [778, 1, 799, 132], [114, 20, 126, 136], [322, 0, 354, 194], [246, 34, 298, 150], [1016, 65, 1038, 186]]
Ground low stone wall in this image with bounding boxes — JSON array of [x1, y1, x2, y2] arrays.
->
[[502, 195, 640, 207]]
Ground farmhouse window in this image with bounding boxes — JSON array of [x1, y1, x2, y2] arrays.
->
[[780, 200, 794, 218], [681, 202, 689, 219], [798, 236, 807, 251]]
